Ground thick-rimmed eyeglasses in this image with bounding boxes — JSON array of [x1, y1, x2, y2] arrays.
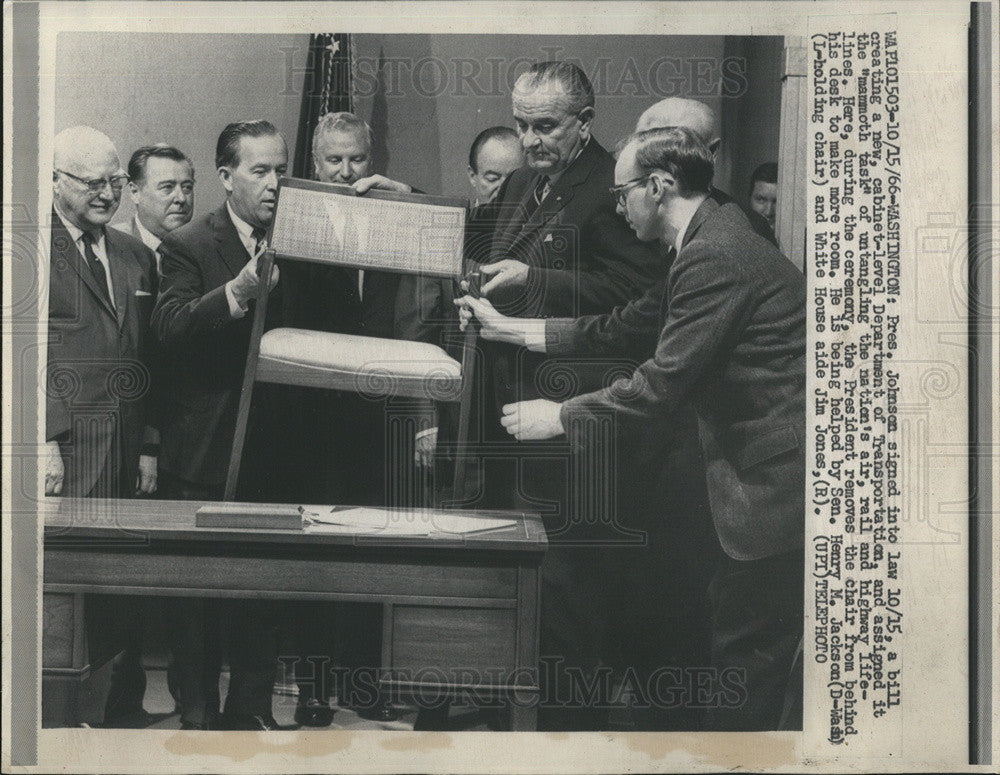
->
[[56, 169, 128, 195], [609, 175, 650, 207]]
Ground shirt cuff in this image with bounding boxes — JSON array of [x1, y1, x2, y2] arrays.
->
[[523, 323, 547, 353], [225, 281, 247, 319]]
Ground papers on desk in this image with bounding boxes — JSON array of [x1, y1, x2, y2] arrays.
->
[[299, 506, 516, 536]]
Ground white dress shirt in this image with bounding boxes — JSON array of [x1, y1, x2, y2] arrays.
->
[[131, 216, 164, 273], [224, 201, 264, 318], [55, 205, 115, 307]]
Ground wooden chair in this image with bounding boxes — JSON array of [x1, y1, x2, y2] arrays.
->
[[224, 177, 476, 501]]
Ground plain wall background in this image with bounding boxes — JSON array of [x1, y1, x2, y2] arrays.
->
[[722, 36, 784, 209], [54, 32, 780, 221], [350, 34, 735, 197], [55, 32, 309, 224]]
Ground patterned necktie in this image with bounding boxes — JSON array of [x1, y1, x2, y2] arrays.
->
[[251, 227, 267, 256], [81, 231, 113, 308], [527, 175, 548, 217]]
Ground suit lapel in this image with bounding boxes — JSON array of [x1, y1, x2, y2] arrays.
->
[[504, 139, 600, 257], [489, 176, 537, 261], [663, 199, 719, 319], [51, 210, 117, 321], [212, 202, 252, 278]]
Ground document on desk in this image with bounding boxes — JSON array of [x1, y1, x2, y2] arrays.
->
[[300, 506, 516, 536]]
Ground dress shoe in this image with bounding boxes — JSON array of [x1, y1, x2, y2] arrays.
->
[[222, 712, 296, 732], [294, 701, 335, 728], [102, 707, 155, 729], [354, 698, 402, 722]]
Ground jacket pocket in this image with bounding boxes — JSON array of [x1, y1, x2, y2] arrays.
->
[[734, 424, 800, 472]]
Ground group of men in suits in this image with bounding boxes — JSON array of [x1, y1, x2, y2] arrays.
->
[[458, 90, 805, 730], [46, 58, 804, 732]]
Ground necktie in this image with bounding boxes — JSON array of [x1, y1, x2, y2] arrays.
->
[[81, 231, 114, 309], [251, 227, 267, 256], [526, 175, 548, 217]]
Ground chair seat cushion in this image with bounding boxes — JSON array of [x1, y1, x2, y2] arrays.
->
[[256, 327, 463, 400]]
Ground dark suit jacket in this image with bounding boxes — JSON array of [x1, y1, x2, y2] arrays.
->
[[303, 186, 430, 341], [481, 138, 662, 410], [47, 209, 158, 496], [152, 202, 283, 486], [113, 217, 169, 438], [710, 186, 776, 245], [393, 201, 499, 346], [548, 199, 806, 561]]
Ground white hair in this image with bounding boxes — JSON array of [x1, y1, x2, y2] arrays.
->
[[53, 125, 120, 172]]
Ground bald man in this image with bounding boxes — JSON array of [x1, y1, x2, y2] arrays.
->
[[637, 98, 777, 245], [47, 126, 160, 727], [47, 126, 158, 499]]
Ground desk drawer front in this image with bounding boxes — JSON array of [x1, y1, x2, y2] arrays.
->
[[45, 550, 519, 600], [388, 605, 518, 679]]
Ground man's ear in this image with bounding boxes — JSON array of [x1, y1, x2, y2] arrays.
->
[[217, 166, 233, 194], [649, 172, 676, 202], [708, 138, 722, 157], [467, 166, 477, 184], [128, 181, 141, 204]]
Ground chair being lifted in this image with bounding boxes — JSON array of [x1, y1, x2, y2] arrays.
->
[[223, 177, 475, 502]]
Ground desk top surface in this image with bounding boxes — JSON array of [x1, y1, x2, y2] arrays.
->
[[42, 498, 547, 554]]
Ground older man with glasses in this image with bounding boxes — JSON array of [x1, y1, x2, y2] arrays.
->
[[47, 125, 161, 727], [47, 125, 159, 501]]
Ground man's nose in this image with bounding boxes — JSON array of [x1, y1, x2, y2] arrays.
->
[[338, 160, 353, 179], [95, 184, 115, 203], [521, 130, 540, 149], [615, 199, 626, 216], [264, 169, 279, 189]]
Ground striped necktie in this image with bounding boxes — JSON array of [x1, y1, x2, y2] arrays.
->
[[527, 175, 549, 218], [531, 175, 549, 211]]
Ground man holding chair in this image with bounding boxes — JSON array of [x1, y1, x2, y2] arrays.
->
[[459, 126, 806, 731], [152, 120, 288, 730]]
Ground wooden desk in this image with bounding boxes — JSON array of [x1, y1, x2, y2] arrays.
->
[[41, 498, 546, 730]]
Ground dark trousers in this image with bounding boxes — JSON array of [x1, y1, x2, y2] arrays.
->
[[472, 414, 615, 731], [285, 391, 394, 713], [705, 549, 804, 731], [158, 470, 278, 723], [290, 601, 383, 711], [74, 453, 150, 724]]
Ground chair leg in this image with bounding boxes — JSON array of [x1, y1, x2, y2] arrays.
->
[[452, 325, 478, 500], [224, 249, 275, 501]]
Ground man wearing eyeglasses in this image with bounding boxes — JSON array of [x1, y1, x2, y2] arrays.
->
[[46, 125, 161, 727], [459, 127, 806, 731], [453, 61, 661, 732], [47, 125, 159, 500]]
